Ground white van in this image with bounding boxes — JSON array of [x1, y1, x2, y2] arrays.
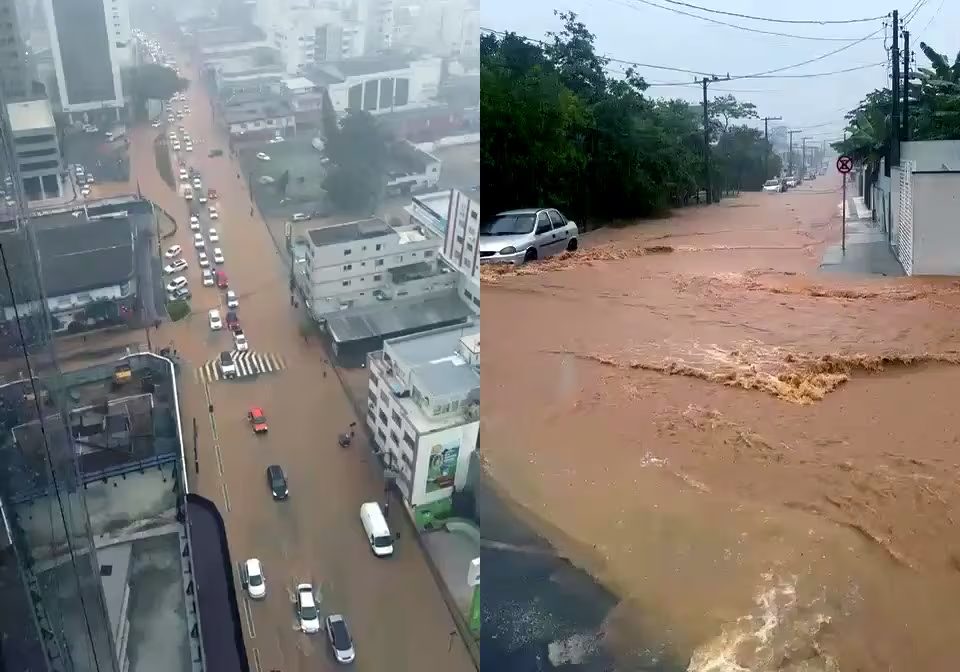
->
[[360, 502, 393, 556]]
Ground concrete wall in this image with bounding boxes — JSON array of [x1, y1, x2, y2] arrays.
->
[[902, 140, 960, 171], [909, 173, 960, 275]]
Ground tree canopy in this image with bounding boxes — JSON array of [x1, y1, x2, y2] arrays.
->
[[321, 110, 390, 213], [125, 63, 188, 120], [480, 12, 780, 225]]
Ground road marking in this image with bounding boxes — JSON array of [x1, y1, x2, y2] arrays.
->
[[215, 444, 224, 476], [243, 599, 257, 639], [252, 647, 262, 672], [195, 350, 288, 383], [221, 483, 231, 512], [209, 414, 219, 442]]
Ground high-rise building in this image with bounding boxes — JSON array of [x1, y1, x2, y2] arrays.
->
[[0, 0, 33, 101], [40, 0, 131, 121]]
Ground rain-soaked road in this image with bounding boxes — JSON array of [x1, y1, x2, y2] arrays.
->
[[482, 180, 960, 672], [121, 49, 472, 672]]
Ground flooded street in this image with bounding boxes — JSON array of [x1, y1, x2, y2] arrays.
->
[[482, 179, 960, 671]]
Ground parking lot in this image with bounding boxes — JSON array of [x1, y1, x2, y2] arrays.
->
[[238, 140, 329, 219], [62, 128, 130, 184]]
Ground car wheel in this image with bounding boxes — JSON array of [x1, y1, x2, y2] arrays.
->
[[566, 238, 578, 252], [523, 248, 538, 263]]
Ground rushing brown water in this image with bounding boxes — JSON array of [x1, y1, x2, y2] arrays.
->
[[482, 178, 960, 671]]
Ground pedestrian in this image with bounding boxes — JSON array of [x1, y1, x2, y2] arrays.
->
[[322, 370, 327, 378], [249, 207, 253, 216], [383, 502, 390, 518]]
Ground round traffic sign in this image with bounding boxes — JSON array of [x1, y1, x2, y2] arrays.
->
[[836, 155, 853, 174]]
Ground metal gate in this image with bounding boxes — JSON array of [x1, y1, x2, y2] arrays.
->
[[897, 160, 914, 275]]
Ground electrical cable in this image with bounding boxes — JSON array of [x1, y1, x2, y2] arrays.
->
[[621, 0, 885, 41], [649, 0, 888, 24]]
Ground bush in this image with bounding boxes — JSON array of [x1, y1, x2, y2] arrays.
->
[[167, 299, 190, 321]]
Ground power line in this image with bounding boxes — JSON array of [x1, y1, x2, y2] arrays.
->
[[481, 27, 886, 81], [648, 0, 888, 24], [621, 0, 886, 41]]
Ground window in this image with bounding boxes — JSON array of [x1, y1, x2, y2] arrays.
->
[[344, 248, 352, 255], [380, 390, 390, 405], [342, 280, 350, 287], [548, 210, 567, 229], [456, 235, 464, 245], [403, 432, 415, 450], [343, 264, 352, 271], [375, 259, 384, 267], [389, 430, 399, 445], [368, 390, 377, 406], [370, 371, 379, 387], [466, 242, 474, 252], [377, 428, 387, 442], [373, 274, 382, 281], [367, 407, 376, 422], [378, 410, 388, 424], [535, 212, 551, 234], [472, 296, 480, 307], [424, 250, 433, 257], [464, 289, 473, 300], [391, 410, 401, 426], [375, 243, 382, 251]]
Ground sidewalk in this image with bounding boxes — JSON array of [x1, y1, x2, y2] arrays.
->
[[819, 195, 905, 276]]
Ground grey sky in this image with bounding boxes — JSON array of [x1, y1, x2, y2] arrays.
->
[[481, 0, 956, 142]]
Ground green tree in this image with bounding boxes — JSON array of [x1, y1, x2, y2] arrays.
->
[[708, 94, 759, 134], [125, 64, 188, 119], [832, 88, 890, 205], [322, 110, 390, 213], [277, 169, 290, 197]]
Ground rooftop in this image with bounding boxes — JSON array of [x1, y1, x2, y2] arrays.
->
[[307, 218, 393, 247], [329, 55, 412, 77], [281, 76, 316, 91], [412, 358, 479, 399], [327, 290, 472, 344], [6, 99, 55, 132], [223, 100, 293, 124], [0, 213, 135, 305]]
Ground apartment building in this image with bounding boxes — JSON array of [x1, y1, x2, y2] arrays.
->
[[393, 0, 479, 56], [5, 98, 62, 200], [0, 0, 32, 101], [297, 217, 455, 319], [407, 188, 480, 311], [366, 322, 479, 524], [42, 0, 131, 120]]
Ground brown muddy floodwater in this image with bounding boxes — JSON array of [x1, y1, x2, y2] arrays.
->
[[482, 178, 960, 672]]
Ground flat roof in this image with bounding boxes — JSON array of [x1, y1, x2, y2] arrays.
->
[[387, 322, 479, 368], [98, 543, 133, 645], [282, 76, 316, 90], [6, 99, 55, 132], [307, 218, 393, 247], [413, 358, 479, 399], [327, 291, 472, 344]]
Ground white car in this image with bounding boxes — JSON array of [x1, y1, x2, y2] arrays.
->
[[291, 212, 310, 222], [762, 179, 784, 193], [197, 251, 210, 268], [190, 215, 200, 230], [256, 152, 271, 161], [192, 178, 202, 189], [208, 228, 219, 242], [225, 290, 239, 308], [163, 259, 188, 274], [164, 244, 182, 259], [173, 142, 181, 151], [80, 187, 91, 197], [185, 143, 193, 152], [208, 207, 219, 220], [233, 330, 249, 352], [193, 232, 204, 249], [244, 559, 265, 599], [296, 584, 321, 634], [198, 194, 208, 203], [213, 247, 224, 264], [179, 169, 189, 181], [479, 208, 580, 265], [208, 309, 222, 330], [151, 120, 161, 128], [166, 276, 188, 293], [202, 269, 214, 286]]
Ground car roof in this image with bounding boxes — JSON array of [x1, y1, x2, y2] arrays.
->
[[209, 309, 220, 316], [496, 208, 542, 215], [250, 406, 263, 414], [298, 589, 315, 607]]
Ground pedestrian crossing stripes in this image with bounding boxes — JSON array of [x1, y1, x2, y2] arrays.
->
[[194, 351, 287, 383]]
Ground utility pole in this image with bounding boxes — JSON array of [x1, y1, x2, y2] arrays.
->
[[902, 29, 911, 141], [701, 74, 730, 204], [890, 9, 900, 170], [787, 130, 800, 177], [801, 137, 810, 179], [762, 116, 781, 179]]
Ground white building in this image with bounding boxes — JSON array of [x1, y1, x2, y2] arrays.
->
[[393, 0, 479, 56], [42, 0, 131, 119], [311, 55, 442, 115], [366, 322, 479, 522], [296, 217, 456, 319], [6, 99, 64, 200], [407, 189, 480, 312]]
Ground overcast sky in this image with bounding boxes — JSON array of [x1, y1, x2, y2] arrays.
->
[[481, 0, 957, 143]]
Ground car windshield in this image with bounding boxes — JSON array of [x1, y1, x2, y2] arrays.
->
[[248, 572, 263, 586], [764, 179, 780, 186], [300, 601, 317, 620], [330, 620, 351, 648], [480, 213, 536, 235], [373, 534, 393, 548], [253, 410, 264, 421]]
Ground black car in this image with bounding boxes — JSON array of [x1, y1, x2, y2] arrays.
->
[[266, 465, 288, 500]]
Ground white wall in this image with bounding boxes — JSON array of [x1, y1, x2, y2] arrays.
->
[[411, 422, 478, 506], [901, 141, 960, 172], [910, 173, 960, 275]]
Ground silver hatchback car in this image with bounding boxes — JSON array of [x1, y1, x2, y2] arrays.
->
[[479, 208, 579, 265]]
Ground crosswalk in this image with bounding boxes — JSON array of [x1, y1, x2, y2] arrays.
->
[[194, 351, 287, 383]]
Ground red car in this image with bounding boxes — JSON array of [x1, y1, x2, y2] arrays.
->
[[226, 310, 240, 331], [216, 270, 228, 288], [248, 407, 268, 433]]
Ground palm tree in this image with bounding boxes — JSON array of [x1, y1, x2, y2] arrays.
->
[[913, 43, 960, 140]]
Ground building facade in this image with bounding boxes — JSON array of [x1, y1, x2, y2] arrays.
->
[[296, 217, 455, 319], [312, 55, 442, 115], [407, 188, 480, 311], [6, 98, 62, 200], [0, 0, 33, 101], [41, 0, 130, 119], [366, 322, 479, 524]]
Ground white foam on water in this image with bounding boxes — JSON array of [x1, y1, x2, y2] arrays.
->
[[547, 633, 599, 666]]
